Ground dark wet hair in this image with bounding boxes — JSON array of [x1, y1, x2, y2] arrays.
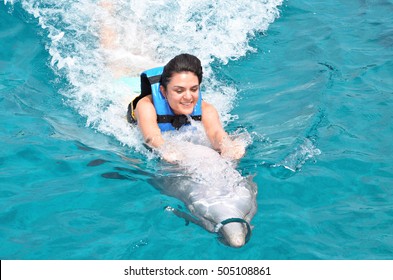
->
[[160, 54, 203, 89]]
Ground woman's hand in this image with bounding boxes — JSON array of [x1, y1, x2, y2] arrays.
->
[[201, 101, 246, 161], [219, 138, 246, 160], [157, 142, 185, 163]]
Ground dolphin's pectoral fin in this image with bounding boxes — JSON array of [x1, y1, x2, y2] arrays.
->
[[164, 206, 202, 228]]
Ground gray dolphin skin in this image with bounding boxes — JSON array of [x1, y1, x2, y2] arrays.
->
[[153, 142, 258, 248]]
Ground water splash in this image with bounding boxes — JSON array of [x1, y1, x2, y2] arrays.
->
[[6, 0, 283, 152]]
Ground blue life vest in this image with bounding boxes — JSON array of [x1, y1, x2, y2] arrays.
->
[[130, 66, 202, 131]]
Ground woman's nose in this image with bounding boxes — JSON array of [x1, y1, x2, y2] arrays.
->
[[183, 90, 192, 99]]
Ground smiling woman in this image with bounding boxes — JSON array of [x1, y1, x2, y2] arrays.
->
[[162, 72, 200, 115], [129, 54, 246, 162]]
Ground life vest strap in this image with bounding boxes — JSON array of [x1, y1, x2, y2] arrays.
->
[[147, 74, 161, 85], [157, 115, 202, 130]]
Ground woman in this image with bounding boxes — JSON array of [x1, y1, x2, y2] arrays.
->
[[129, 54, 245, 162]]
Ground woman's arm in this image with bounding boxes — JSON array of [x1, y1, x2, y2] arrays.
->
[[134, 96, 184, 162], [201, 101, 245, 160], [134, 95, 164, 148], [135, 98, 244, 161]]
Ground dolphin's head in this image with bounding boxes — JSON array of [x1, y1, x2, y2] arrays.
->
[[215, 218, 252, 248], [153, 143, 258, 248], [214, 177, 257, 248], [220, 224, 247, 247]]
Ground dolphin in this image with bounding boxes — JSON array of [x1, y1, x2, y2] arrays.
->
[[151, 141, 258, 248]]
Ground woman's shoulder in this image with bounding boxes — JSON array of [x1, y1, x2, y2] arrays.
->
[[134, 95, 156, 120], [136, 95, 153, 107], [202, 100, 219, 116]]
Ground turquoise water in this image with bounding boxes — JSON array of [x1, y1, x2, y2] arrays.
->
[[1, 0, 393, 259]]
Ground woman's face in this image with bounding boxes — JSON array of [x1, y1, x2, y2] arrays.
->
[[160, 71, 199, 115]]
